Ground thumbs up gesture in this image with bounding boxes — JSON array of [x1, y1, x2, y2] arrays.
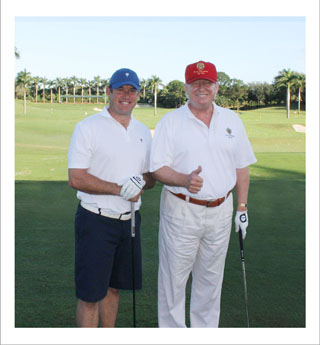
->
[[186, 166, 203, 194]]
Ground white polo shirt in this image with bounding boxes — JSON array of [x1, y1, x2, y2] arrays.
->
[[68, 107, 152, 213], [150, 101, 257, 199]]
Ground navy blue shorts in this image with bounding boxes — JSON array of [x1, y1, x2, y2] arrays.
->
[[74, 204, 142, 303]]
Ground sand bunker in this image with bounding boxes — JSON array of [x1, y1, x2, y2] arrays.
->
[[292, 124, 306, 133]]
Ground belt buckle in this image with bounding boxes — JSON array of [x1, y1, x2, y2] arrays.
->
[[206, 200, 214, 207], [119, 211, 130, 221], [119, 213, 126, 220]]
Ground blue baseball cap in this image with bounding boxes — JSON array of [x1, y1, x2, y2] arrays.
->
[[109, 68, 140, 91]]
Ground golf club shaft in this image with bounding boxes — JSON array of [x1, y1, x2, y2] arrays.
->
[[239, 230, 250, 328], [131, 202, 136, 238], [131, 202, 136, 327]]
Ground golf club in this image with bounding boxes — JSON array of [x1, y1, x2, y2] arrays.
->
[[130, 202, 136, 328], [238, 230, 250, 327]]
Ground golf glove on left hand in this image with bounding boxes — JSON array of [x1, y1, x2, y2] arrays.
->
[[234, 211, 248, 239], [120, 175, 146, 201]]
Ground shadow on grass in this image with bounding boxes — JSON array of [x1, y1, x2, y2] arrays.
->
[[220, 176, 305, 328], [15, 177, 305, 328]]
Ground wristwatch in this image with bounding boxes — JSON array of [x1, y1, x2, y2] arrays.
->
[[238, 202, 248, 208]]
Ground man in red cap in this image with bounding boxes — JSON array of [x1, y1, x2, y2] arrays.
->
[[150, 61, 256, 327]]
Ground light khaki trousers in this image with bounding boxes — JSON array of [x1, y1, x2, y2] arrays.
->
[[158, 188, 233, 327]]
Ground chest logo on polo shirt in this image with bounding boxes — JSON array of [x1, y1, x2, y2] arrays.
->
[[140, 138, 143, 142], [225, 128, 235, 138]]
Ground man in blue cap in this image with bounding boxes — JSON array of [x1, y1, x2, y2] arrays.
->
[[68, 68, 155, 327]]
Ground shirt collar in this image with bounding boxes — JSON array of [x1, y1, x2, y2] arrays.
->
[[185, 101, 219, 119], [101, 106, 135, 128]]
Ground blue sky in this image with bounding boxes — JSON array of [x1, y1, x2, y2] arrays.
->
[[15, 16, 305, 85]]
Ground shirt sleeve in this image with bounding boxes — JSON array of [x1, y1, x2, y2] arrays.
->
[[150, 116, 175, 172], [235, 119, 257, 169], [68, 122, 93, 169]]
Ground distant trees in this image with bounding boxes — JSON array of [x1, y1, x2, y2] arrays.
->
[[14, 69, 306, 117], [274, 69, 297, 119], [70, 76, 79, 104], [215, 74, 249, 109], [48, 79, 55, 104], [101, 78, 109, 104], [79, 78, 87, 104], [147, 75, 165, 115], [229, 79, 248, 111], [248, 82, 274, 107], [32, 76, 41, 103], [16, 69, 31, 114], [87, 80, 95, 104], [54, 78, 64, 104], [41, 77, 48, 103], [93, 76, 101, 104], [63, 78, 70, 103], [158, 80, 186, 108], [15, 47, 20, 59], [293, 73, 306, 114], [140, 79, 147, 103]]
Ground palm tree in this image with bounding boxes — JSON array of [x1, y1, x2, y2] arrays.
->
[[54, 78, 64, 103], [274, 69, 297, 119], [93, 76, 101, 104], [40, 77, 48, 103], [79, 78, 87, 104], [70, 76, 79, 103], [87, 80, 95, 104], [15, 47, 20, 59], [293, 73, 306, 114], [16, 69, 31, 114], [63, 78, 70, 103], [101, 78, 109, 104], [32, 76, 41, 103], [140, 79, 147, 103], [148, 75, 164, 115], [47, 79, 55, 104]]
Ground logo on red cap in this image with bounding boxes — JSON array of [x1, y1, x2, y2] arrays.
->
[[185, 61, 218, 84], [197, 62, 205, 71]]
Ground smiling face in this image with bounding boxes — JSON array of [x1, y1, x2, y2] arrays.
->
[[185, 79, 219, 111], [107, 84, 140, 117]]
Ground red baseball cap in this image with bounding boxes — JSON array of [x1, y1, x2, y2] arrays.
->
[[185, 61, 218, 84]]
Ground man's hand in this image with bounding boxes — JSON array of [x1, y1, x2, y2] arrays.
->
[[186, 166, 203, 194], [234, 211, 248, 239], [119, 175, 146, 201]]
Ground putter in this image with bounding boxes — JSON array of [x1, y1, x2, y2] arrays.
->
[[238, 230, 250, 327], [130, 202, 136, 328]]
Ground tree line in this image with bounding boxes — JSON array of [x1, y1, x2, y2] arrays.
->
[[15, 68, 305, 119]]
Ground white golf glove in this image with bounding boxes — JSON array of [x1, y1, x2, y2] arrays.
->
[[120, 175, 146, 201], [234, 211, 248, 239]]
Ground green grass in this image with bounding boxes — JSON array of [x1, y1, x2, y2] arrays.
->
[[14, 100, 305, 327], [15, 101, 171, 181], [15, 101, 305, 181]]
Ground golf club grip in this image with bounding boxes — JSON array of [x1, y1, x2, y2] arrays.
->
[[238, 230, 245, 261], [238, 230, 250, 327]]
